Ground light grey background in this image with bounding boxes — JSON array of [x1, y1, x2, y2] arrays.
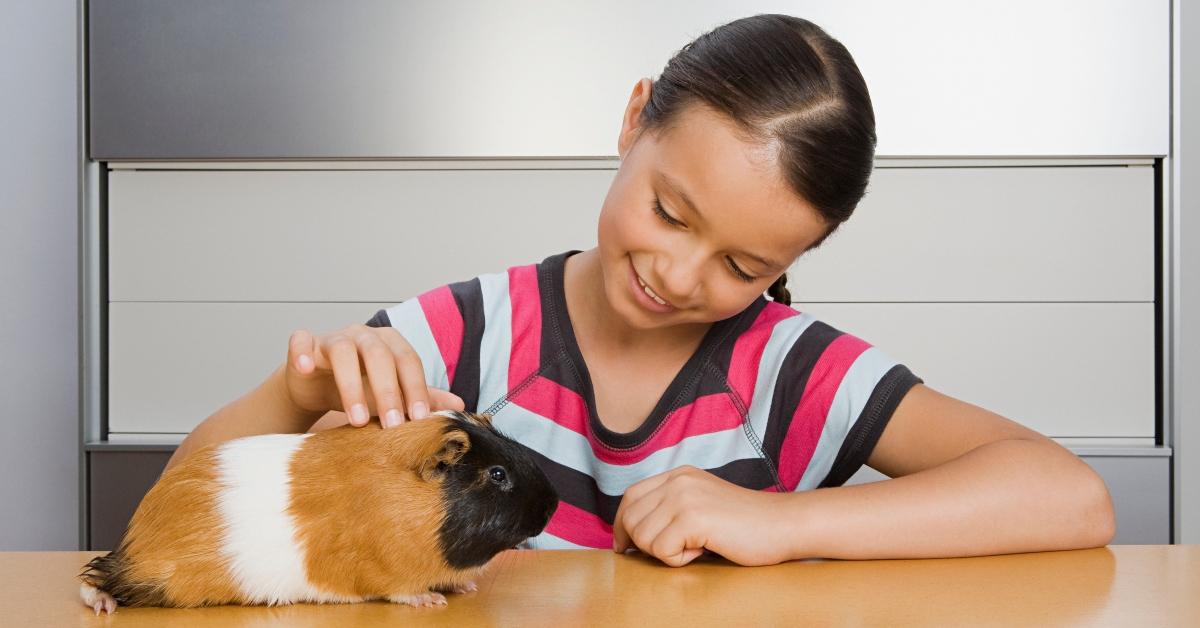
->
[[0, 0, 80, 549]]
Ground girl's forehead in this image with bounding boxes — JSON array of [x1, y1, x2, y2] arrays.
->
[[643, 107, 826, 257]]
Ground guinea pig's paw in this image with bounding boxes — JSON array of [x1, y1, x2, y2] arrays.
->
[[79, 583, 118, 615], [387, 591, 448, 608], [451, 581, 478, 593]]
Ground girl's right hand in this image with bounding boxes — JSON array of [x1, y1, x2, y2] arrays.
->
[[284, 324, 465, 428]]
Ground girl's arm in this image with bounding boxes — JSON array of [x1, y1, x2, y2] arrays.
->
[[781, 384, 1116, 560], [163, 364, 328, 473], [613, 384, 1115, 566]]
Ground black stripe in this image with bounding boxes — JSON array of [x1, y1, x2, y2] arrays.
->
[[364, 308, 392, 328], [761, 321, 843, 465], [706, 457, 779, 491], [537, 251, 588, 396], [448, 278, 485, 413], [819, 365, 923, 488]]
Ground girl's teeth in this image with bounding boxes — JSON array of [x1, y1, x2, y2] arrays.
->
[[641, 281, 667, 305]]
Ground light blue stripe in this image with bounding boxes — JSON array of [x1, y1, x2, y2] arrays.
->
[[476, 270, 512, 412], [795, 346, 900, 491], [385, 299, 449, 390], [521, 531, 593, 550]]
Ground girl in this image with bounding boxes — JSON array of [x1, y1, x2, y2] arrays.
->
[[166, 14, 1115, 567]]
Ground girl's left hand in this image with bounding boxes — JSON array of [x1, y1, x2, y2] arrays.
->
[[611, 465, 797, 567]]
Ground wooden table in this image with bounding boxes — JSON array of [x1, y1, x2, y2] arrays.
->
[[7, 546, 1199, 627]]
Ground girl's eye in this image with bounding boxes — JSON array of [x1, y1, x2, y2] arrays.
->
[[651, 198, 684, 227], [727, 258, 756, 283]]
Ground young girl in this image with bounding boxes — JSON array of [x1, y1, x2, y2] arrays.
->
[[166, 14, 1115, 567]]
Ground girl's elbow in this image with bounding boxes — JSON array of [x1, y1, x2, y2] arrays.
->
[[1080, 470, 1117, 547]]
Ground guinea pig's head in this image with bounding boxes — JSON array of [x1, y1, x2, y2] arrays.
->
[[421, 410, 558, 569]]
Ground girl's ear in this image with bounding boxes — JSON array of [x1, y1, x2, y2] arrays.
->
[[618, 77, 653, 159], [418, 428, 470, 481]]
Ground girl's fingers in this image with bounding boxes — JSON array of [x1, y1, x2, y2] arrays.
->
[[324, 332, 370, 426], [356, 331, 407, 429], [615, 488, 667, 553], [380, 330, 432, 422]]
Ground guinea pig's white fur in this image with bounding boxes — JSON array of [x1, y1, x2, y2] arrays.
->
[[80, 410, 496, 614]]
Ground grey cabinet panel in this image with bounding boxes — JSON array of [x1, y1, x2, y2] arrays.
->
[[88, 451, 172, 551], [109, 166, 1152, 303], [792, 166, 1154, 302], [847, 454, 1170, 545], [108, 169, 608, 302], [109, 302, 391, 434], [109, 301, 1152, 439]]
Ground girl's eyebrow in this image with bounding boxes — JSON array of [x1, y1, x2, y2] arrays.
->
[[657, 171, 783, 270]]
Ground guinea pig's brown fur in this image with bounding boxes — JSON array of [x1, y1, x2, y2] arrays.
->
[[80, 411, 557, 613]]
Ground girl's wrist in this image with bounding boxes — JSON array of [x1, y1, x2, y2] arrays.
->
[[777, 489, 825, 562]]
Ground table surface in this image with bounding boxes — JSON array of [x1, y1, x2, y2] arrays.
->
[[7, 546, 1199, 627]]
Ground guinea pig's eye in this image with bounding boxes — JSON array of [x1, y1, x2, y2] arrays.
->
[[488, 466, 508, 484]]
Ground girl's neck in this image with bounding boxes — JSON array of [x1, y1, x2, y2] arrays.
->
[[563, 248, 711, 355]]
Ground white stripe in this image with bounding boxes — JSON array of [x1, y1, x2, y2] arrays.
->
[[476, 270, 513, 410], [216, 434, 359, 605], [795, 347, 900, 491], [385, 298, 450, 390], [491, 400, 762, 497]]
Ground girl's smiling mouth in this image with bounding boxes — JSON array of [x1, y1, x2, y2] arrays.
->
[[629, 258, 676, 313]]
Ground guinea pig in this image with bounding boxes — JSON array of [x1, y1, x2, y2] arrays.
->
[[79, 410, 558, 614]]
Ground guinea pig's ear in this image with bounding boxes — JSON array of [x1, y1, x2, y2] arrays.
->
[[418, 428, 470, 481]]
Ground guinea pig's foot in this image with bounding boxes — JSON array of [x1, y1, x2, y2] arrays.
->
[[79, 583, 118, 615], [433, 580, 477, 594], [388, 591, 447, 608]]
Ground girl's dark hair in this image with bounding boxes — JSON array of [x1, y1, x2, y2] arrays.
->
[[639, 14, 877, 304]]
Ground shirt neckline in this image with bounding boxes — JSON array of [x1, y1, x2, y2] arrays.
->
[[539, 250, 757, 450]]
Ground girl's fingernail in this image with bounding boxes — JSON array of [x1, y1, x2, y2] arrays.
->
[[350, 404, 369, 425], [410, 401, 428, 420], [384, 409, 402, 428], [297, 354, 313, 371]]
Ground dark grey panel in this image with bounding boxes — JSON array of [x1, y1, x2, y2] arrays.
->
[[88, 0, 619, 159], [88, 451, 172, 551]]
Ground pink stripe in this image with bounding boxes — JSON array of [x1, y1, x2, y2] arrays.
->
[[507, 264, 542, 389], [727, 302, 800, 405], [591, 393, 744, 465], [510, 376, 590, 436], [777, 334, 871, 490], [416, 286, 463, 385], [543, 500, 613, 549]]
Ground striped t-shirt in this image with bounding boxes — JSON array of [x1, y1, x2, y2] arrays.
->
[[366, 250, 922, 550]]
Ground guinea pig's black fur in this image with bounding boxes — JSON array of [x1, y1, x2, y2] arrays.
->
[[436, 411, 559, 568]]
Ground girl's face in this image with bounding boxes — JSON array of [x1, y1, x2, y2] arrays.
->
[[595, 79, 828, 330]]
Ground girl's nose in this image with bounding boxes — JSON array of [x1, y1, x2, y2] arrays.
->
[[655, 250, 705, 305]]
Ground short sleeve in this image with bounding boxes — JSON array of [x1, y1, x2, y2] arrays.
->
[[759, 315, 922, 492], [817, 359, 922, 488]]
